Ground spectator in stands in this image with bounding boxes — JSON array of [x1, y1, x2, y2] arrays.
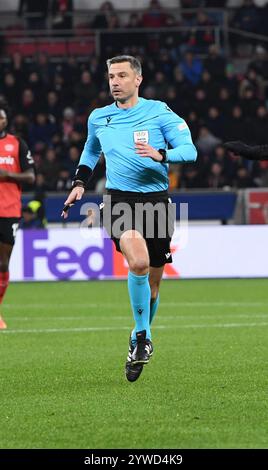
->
[[141, 0, 167, 28], [232, 0, 262, 34], [39, 148, 60, 190], [18, 0, 49, 31], [6, 53, 27, 85], [89, 90, 111, 113], [27, 71, 44, 97], [234, 166, 256, 188], [35, 173, 47, 192], [165, 86, 182, 116], [127, 13, 142, 28], [149, 71, 169, 101], [51, 0, 73, 34], [204, 44, 226, 81], [107, 12, 121, 29], [56, 168, 72, 191], [173, 67, 192, 112], [216, 87, 232, 116], [238, 85, 261, 117], [181, 165, 204, 188], [30, 52, 55, 88], [12, 114, 29, 142], [207, 162, 227, 188], [206, 106, 226, 140], [91, 1, 115, 29], [225, 105, 247, 141], [74, 71, 98, 113], [168, 164, 181, 191], [249, 45, 268, 80], [250, 105, 268, 144], [196, 126, 221, 156], [221, 63, 239, 98], [193, 88, 208, 117], [155, 50, 174, 81], [61, 107, 75, 144], [45, 91, 62, 123], [0, 32, 5, 56], [19, 88, 37, 119], [65, 145, 80, 177], [86, 56, 103, 85], [29, 113, 57, 148], [180, 0, 200, 24], [179, 51, 203, 86], [188, 9, 215, 53], [212, 144, 236, 182], [2, 73, 19, 111], [20, 199, 46, 229], [204, 0, 226, 6], [143, 85, 157, 100], [239, 67, 266, 101], [186, 111, 199, 142], [59, 56, 80, 89], [259, 161, 268, 187]]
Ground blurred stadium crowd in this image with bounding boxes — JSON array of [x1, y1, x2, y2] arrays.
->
[[0, 0, 268, 193]]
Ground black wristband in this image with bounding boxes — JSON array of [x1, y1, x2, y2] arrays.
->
[[158, 149, 167, 163], [72, 165, 93, 188]]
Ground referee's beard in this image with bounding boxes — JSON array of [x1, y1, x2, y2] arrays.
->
[[112, 91, 136, 105]]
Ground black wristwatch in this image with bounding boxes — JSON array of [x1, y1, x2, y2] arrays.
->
[[158, 149, 167, 163]]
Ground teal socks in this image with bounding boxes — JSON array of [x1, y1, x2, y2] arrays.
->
[[128, 271, 151, 341]]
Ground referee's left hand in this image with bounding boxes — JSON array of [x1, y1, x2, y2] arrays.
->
[[135, 143, 163, 162], [61, 186, 84, 219]]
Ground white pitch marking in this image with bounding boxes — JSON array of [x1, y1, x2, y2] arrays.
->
[[8, 313, 268, 322], [2, 322, 268, 334], [3, 301, 267, 311]]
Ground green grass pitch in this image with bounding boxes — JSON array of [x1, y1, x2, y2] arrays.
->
[[1, 279, 268, 449]]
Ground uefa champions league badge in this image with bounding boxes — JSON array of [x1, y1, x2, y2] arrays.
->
[[133, 130, 149, 144]]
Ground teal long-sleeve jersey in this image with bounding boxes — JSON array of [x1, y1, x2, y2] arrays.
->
[[79, 97, 197, 192]]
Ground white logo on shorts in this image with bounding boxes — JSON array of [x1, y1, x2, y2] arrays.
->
[[133, 130, 149, 144]]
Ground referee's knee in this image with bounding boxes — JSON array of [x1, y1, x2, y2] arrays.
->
[[129, 258, 149, 275]]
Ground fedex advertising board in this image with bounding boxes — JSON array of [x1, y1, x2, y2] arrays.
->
[[10, 225, 268, 281]]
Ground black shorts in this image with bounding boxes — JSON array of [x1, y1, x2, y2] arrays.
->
[[0, 217, 20, 245], [102, 190, 175, 268]]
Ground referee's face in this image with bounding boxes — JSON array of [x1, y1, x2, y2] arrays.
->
[[0, 109, 8, 133], [108, 62, 142, 104]]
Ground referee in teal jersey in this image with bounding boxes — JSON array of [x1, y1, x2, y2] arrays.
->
[[63, 55, 197, 382]]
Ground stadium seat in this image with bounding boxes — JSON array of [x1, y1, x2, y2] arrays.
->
[[67, 39, 95, 55], [4, 24, 26, 38], [5, 42, 37, 56], [37, 41, 67, 55], [74, 23, 91, 36]]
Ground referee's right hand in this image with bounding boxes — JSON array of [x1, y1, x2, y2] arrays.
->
[[61, 186, 85, 219]]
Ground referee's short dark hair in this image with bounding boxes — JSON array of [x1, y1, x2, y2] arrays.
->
[[106, 55, 142, 75]]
